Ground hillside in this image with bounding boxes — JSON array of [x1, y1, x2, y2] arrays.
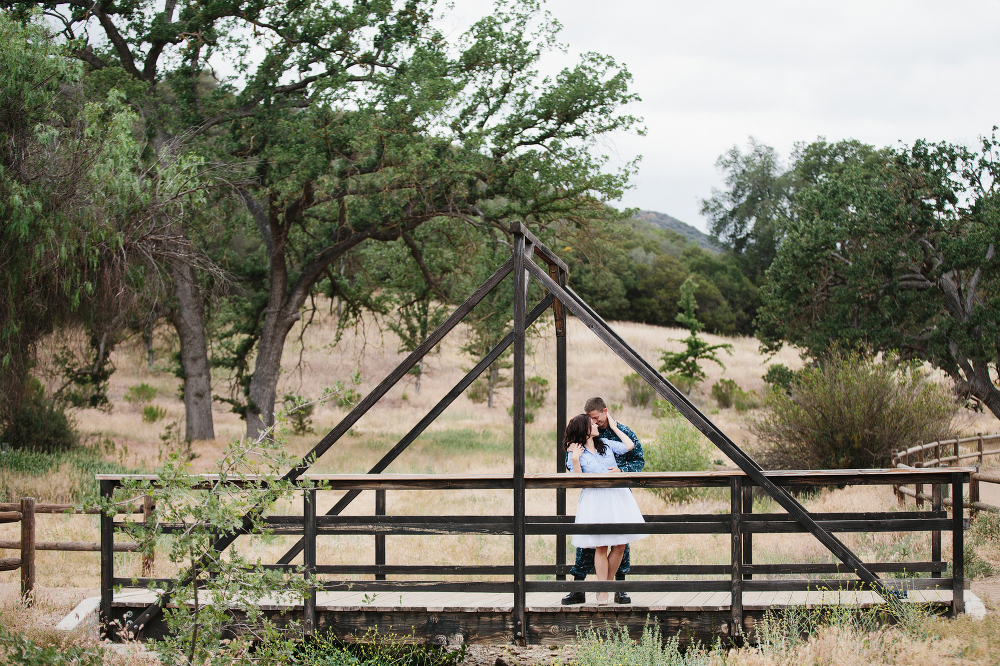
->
[[631, 210, 720, 253]]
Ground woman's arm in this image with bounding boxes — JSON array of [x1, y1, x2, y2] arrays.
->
[[606, 415, 634, 451], [567, 443, 585, 473]]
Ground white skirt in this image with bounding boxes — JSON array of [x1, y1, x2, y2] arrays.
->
[[572, 487, 649, 549]]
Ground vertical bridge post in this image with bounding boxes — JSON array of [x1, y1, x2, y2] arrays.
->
[[304, 486, 317, 635], [730, 476, 743, 639], [100, 480, 114, 637], [952, 471, 964, 616], [551, 263, 567, 580], [512, 232, 527, 644]]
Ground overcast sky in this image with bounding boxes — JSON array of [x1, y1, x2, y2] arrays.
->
[[449, 0, 1000, 232]]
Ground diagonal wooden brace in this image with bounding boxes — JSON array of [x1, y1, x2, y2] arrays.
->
[[522, 259, 891, 598], [129, 257, 516, 633]]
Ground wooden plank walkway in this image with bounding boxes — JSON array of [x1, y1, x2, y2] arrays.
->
[[110, 588, 954, 645]]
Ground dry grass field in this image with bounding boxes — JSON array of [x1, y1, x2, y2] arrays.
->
[[1, 307, 998, 663]]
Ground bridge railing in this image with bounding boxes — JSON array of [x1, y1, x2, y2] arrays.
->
[[97, 467, 971, 638]]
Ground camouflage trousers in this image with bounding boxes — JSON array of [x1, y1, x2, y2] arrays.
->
[[568, 545, 631, 579]]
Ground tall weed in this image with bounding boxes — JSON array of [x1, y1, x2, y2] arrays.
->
[[573, 623, 709, 666]]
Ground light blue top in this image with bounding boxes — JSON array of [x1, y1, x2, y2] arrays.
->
[[565, 438, 632, 473]]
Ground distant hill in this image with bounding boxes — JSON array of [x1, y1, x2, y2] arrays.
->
[[631, 210, 720, 253]]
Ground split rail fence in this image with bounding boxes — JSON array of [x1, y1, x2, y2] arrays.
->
[[0, 496, 149, 605], [892, 434, 1000, 514]]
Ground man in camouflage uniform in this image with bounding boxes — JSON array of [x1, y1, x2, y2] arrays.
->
[[562, 396, 645, 605]]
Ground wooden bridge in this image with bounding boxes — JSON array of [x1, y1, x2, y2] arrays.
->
[[99, 224, 973, 646]]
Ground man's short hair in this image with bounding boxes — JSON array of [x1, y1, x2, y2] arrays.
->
[[584, 397, 607, 413]]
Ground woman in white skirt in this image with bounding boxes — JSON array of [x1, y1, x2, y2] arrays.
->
[[564, 413, 648, 605]]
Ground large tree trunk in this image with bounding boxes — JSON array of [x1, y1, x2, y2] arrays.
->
[[952, 352, 1000, 422], [170, 261, 215, 441]]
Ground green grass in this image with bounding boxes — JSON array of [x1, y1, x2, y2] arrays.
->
[[0, 441, 139, 504]]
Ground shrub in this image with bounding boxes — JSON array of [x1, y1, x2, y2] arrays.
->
[[623, 372, 655, 408], [507, 375, 549, 423], [710, 378, 737, 408], [282, 393, 315, 435], [711, 378, 760, 411], [664, 372, 696, 396], [733, 388, 761, 412], [749, 349, 956, 470], [123, 382, 158, 405], [763, 363, 799, 392], [465, 378, 488, 404], [645, 404, 712, 503], [0, 379, 77, 452], [141, 405, 167, 423]]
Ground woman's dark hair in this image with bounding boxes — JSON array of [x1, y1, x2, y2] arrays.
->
[[563, 414, 607, 455]]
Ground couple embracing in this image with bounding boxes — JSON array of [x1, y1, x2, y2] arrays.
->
[[562, 397, 648, 606]]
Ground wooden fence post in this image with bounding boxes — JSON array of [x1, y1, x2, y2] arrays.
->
[[970, 466, 980, 518], [141, 494, 154, 577], [978, 434, 984, 465], [916, 446, 924, 508], [730, 476, 743, 639], [20, 497, 35, 606]]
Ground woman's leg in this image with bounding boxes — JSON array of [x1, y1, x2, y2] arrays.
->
[[594, 546, 611, 604], [607, 544, 626, 582]]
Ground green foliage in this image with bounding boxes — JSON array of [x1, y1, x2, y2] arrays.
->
[[732, 388, 761, 412], [141, 404, 168, 423], [756, 135, 1000, 421], [506, 375, 549, 424], [115, 424, 309, 664], [124, 383, 158, 405], [710, 378, 738, 408], [763, 364, 800, 392], [0, 438, 134, 503], [0, 620, 101, 666], [573, 622, 709, 666], [749, 349, 957, 470], [282, 394, 315, 435], [658, 277, 733, 390], [965, 511, 1000, 579], [645, 404, 712, 503], [623, 372, 656, 408], [0, 378, 76, 452], [701, 138, 790, 285], [336, 389, 361, 409]]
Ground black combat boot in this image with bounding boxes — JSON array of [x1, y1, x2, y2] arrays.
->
[[561, 576, 586, 605], [613, 572, 630, 604]]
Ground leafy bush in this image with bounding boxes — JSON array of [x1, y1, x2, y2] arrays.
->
[[710, 378, 737, 408], [507, 375, 549, 423], [465, 378, 488, 404], [623, 372, 655, 407], [282, 393, 315, 434], [124, 382, 158, 405], [664, 372, 696, 397], [645, 403, 712, 503], [965, 511, 1000, 579], [749, 349, 956, 469], [0, 379, 77, 452], [141, 405, 167, 423], [733, 388, 761, 412], [763, 363, 799, 392], [711, 378, 760, 411]]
